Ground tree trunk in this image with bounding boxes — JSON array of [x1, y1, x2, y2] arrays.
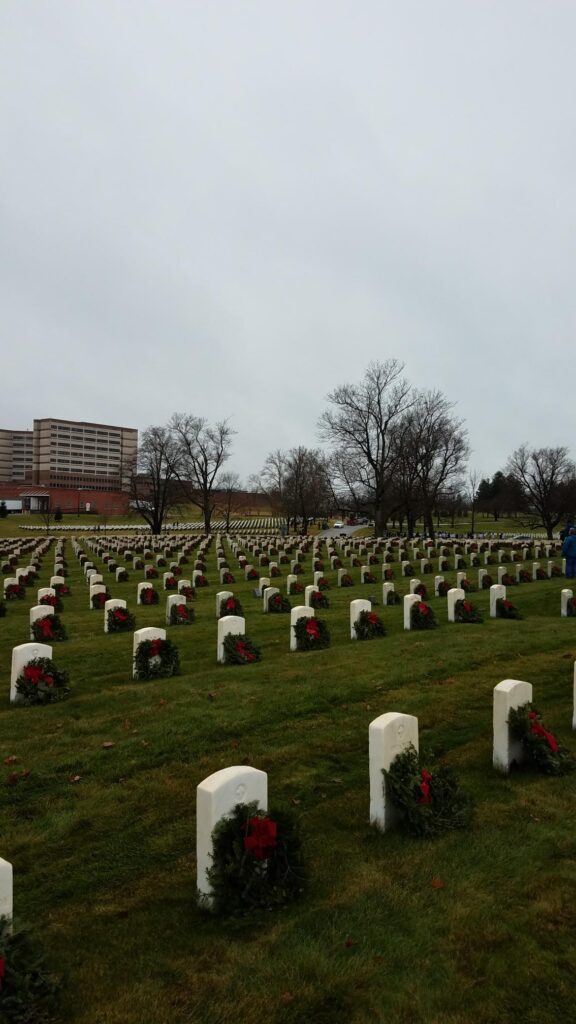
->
[[374, 506, 386, 536], [425, 508, 435, 541]]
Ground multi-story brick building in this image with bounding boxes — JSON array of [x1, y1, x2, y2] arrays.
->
[[0, 418, 138, 514], [0, 429, 34, 484]]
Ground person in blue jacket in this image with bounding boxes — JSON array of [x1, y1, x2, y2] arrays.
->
[[562, 528, 576, 578]]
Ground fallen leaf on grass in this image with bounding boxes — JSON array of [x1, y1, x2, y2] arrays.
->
[[329, 778, 343, 785], [280, 993, 294, 1005], [431, 877, 445, 889], [208, 692, 217, 701], [102, 742, 115, 750], [158, 699, 167, 707], [6, 771, 29, 785], [290, 797, 301, 806], [4, 756, 18, 765], [121, 719, 131, 730], [345, 938, 355, 947], [231, 740, 239, 750], [69, 775, 81, 784]]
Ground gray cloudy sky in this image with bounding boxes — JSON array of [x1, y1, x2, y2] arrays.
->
[[2, 1, 575, 482]]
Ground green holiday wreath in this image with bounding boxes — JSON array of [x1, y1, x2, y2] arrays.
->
[[410, 601, 437, 630], [292, 615, 331, 651], [31, 614, 67, 642], [39, 592, 63, 612], [169, 602, 195, 626], [383, 745, 474, 838], [0, 916, 60, 1024], [496, 597, 522, 620], [354, 609, 386, 640], [508, 703, 575, 775], [222, 633, 261, 664], [107, 607, 136, 633], [219, 595, 244, 618], [15, 658, 70, 705], [133, 638, 180, 679], [266, 592, 291, 613], [205, 802, 306, 916], [454, 599, 483, 624]]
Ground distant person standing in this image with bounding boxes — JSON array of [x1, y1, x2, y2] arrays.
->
[[562, 528, 576, 578], [560, 520, 574, 542]]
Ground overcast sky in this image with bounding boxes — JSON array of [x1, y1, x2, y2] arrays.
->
[[2, 1, 575, 483]]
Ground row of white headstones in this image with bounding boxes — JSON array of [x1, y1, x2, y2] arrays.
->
[[10, 578, 576, 702], [2, 675, 570, 919], [3, 536, 560, 600]]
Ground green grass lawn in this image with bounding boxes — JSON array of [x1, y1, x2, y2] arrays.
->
[[1, 535, 576, 1024]]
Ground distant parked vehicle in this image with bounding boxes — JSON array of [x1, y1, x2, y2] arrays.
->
[[332, 521, 344, 528]]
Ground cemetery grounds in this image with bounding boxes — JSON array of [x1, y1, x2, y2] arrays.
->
[[1, 519, 576, 1024]]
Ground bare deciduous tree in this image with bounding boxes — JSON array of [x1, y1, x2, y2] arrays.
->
[[170, 414, 235, 532], [506, 445, 576, 538], [400, 390, 470, 540], [283, 447, 332, 533], [126, 425, 181, 535], [216, 471, 244, 530], [259, 447, 332, 532], [259, 449, 290, 517], [319, 360, 414, 535]]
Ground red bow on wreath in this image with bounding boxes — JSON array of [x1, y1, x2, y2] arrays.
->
[[417, 769, 433, 804], [236, 641, 255, 662], [38, 617, 53, 638], [417, 602, 428, 615], [528, 712, 558, 753], [243, 816, 277, 860], [367, 612, 378, 625], [149, 639, 163, 657], [23, 665, 44, 686], [305, 619, 320, 639]]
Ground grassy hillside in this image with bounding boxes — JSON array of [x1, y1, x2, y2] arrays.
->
[[1, 534, 575, 1022]]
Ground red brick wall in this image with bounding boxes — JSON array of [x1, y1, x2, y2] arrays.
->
[[0, 484, 130, 515]]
